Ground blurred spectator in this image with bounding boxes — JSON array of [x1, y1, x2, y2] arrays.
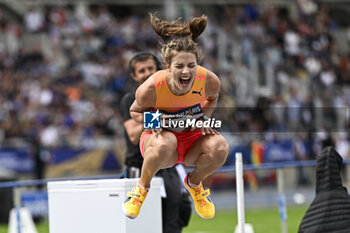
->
[[25, 7, 45, 33], [0, 3, 348, 165]]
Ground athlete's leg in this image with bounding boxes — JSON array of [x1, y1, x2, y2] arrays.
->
[[184, 134, 228, 185], [182, 134, 228, 219], [139, 131, 178, 188], [123, 131, 178, 219]]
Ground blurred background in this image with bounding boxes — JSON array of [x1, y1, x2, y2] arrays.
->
[[0, 0, 350, 232]]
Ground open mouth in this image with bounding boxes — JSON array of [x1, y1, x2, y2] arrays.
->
[[179, 77, 191, 86]]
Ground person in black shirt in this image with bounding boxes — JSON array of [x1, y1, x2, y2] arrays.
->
[[120, 52, 191, 233]]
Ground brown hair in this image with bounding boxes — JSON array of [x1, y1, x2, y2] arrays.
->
[[150, 13, 207, 65]]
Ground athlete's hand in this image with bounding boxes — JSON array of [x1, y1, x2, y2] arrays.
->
[[190, 119, 219, 135], [151, 112, 172, 136], [151, 128, 162, 136], [195, 126, 219, 135]]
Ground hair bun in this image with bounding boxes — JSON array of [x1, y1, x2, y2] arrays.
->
[[150, 13, 207, 42], [188, 15, 207, 40]]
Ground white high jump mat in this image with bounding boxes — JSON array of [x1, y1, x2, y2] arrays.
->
[[48, 178, 162, 233]]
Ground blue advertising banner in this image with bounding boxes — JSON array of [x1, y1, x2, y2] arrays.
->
[[264, 141, 295, 162], [21, 191, 48, 218], [0, 147, 123, 176], [0, 148, 33, 173]]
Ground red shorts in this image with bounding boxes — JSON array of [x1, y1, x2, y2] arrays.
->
[[139, 129, 203, 164]]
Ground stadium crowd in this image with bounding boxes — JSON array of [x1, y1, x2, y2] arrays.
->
[[0, 1, 349, 162]]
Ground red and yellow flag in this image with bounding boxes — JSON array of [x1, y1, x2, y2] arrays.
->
[[247, 141, 265, 191]]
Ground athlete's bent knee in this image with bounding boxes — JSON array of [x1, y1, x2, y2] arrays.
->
[[145, 132, 177, 166], [154, 131, 177, 152], [209, 135, 229, 165]]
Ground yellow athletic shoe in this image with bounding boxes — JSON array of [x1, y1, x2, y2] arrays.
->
[[184, 173, 215, 220], [122, 184, 148, 219]]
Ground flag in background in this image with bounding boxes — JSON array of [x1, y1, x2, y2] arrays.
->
[[247, 141, 265, 191], [251, 141, 264, 165]]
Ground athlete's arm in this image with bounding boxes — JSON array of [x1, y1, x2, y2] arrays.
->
[[123, 120, 143, 145], [130, 76, 156, 123], [203, 69, 220, 117], [191, 69, 220, 135]]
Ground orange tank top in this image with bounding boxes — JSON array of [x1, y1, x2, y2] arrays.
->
[[153, 65, 207, 113]]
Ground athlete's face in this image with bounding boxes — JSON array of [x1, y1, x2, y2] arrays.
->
[[167, 51, 197, 95], [131, 58, 157, 84]]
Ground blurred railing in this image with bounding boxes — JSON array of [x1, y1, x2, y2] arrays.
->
[[1, 159, 350, 189]]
